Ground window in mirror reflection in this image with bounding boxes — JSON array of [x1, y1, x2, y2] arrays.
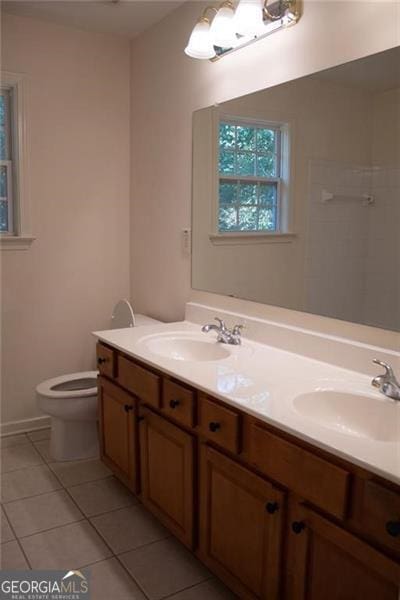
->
[[218, 119, 283, 232]]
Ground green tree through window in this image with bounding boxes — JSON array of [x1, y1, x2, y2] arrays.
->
[[218, 120, 281, 232], [0, 90, 12, 233]]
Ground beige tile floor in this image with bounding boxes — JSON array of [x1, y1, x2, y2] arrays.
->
[[0, 429, 237, 600]]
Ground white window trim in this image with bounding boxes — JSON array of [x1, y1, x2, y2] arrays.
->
[[209, 109, 295, 244], [0, 160, 13, 229], [0, 71, 35, 250]]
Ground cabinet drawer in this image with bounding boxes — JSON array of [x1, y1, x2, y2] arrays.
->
[[162, 379, 195, 428], [96, 343, 115, 378], [198, 395, 240, 454], [360, 480, 400, 554], [249, 424, 350, 519], [118, 356, 160, 408]]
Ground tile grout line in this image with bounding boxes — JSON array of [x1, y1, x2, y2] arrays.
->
[[60, 483, 155, 600], [113, 553, 152, 600], [159, 576, 218, 600], [14, 518, 88, 542], [74, 553, 153, 600], [1, 505, 34, 570], [113, 534, 174, 562], [2, 463, 44, 475], [48, 472, 115, 488], [84, 499, 141, 521], [1, 439, 46, 474], [2, 475, 129, 508], [1, 479, 64, 506], [1, 459, 52, 476]]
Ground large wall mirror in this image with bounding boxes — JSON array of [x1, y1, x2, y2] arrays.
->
[[192, 47, 400, 332]]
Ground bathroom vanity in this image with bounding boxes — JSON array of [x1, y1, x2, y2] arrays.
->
[[94, 322, 400, 600]]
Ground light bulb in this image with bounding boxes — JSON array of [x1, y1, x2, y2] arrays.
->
[[209, 3, 237, 49], [233, 0, 264, 37], [184, 18, 216, 60]]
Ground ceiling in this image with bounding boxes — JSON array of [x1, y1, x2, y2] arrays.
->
[[2, 0, 186, 39]]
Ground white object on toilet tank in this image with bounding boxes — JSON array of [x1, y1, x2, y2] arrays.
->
[[112, 299, 135, 328], [111, 299, 160, 328]]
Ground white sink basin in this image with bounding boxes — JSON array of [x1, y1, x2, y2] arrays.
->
[[293, 391, 399, 442], [142, 333, 231, 362]]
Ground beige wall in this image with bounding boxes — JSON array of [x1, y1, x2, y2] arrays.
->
[[1, 14, 131, 428], [130, 0, 399, 323]]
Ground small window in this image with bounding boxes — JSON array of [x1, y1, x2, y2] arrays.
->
[[0, 88, 13, 234], [218, 119, 283, 233], [0, 72, 33, 249]]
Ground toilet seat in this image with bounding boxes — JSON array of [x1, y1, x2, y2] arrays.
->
[[112, 299, 135, 328], [36, 371, 98, 399]]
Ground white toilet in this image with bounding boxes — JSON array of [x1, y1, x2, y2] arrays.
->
[[36, 300, 160, 462]]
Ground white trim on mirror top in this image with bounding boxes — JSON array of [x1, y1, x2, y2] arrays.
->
[[0, 71, 35, 250]]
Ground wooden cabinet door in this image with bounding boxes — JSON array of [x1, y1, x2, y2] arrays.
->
[[285, 502, 400, 600], [199, 444, 285, 600], [98, 376, 139, 493], [139, 408, 195, 548]]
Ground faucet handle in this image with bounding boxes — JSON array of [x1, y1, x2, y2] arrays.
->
[[214, 317, 227, 330], [373, 359, 394, 379], [232, 324, 244, 335]]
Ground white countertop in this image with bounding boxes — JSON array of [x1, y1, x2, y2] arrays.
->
[[93, 321, 400, 485]]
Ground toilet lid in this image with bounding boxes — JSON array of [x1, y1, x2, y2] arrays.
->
[[36, 371, 98, 399], [111, 299, 135, 329]]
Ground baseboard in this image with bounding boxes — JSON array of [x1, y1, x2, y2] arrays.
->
[[1, 416, 51, 437]]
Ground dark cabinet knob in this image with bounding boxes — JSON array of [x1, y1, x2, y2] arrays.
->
[[386, 520, 400, 537], [137, 415, 144, 422], [97, 357, 107, 365], [266, 502, 279, 514], [124, 404, 133, 413], [292, 521, 306, 534], [209, 422, 221, 433], [169, 399, 180, 409]]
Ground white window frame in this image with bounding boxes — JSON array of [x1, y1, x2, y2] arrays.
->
[[0, 160, 13, 230], [0, 71, 34, 250], [210, 110, 295, 245]]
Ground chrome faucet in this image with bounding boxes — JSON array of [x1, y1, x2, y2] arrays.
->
[[201, 317, 244, 345], [371, 359, 400, 401]]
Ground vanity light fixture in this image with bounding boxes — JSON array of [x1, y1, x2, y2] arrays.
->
[[209, 1, 237, 49], [184, 0, 301, 60], [233, 0, 264, 36], [184, 8, 218, 59]]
